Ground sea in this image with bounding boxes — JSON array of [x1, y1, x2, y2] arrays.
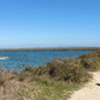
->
[[0, 51, 91, 71]]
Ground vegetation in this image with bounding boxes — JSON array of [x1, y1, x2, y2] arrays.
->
[[80, 52, 100, 71], [0, 48, 100, 100]]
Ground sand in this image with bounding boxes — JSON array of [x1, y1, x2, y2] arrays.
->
[[69, 71, 100, 100]]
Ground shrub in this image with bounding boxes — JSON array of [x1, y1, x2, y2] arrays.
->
[[19, 57, 94, 83], [49, 59, 90, 83], [32, 59, 90, 83], [80, 53, 99, 71], [0, 70, 6, 86]]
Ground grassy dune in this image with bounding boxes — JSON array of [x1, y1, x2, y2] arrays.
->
[[0, 49, 100, 100]]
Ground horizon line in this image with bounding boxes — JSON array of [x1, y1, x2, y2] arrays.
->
[[0, 47, 100, 51]]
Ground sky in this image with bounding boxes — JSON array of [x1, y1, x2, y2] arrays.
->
[[0, 0, 100, 48]]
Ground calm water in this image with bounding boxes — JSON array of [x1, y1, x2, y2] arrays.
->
[[0, 51, 91, 71]]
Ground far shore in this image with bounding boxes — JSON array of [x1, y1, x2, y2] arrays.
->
[[0, 47, 99, 52]]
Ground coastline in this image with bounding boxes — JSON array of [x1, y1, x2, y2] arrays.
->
[[0, 48, 100, 100], [0, 47, 99, 52]]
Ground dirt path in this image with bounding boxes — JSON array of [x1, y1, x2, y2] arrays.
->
[[69, 71, 100, 100]]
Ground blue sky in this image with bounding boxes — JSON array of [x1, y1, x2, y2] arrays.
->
[[0, 0, 100, 48]]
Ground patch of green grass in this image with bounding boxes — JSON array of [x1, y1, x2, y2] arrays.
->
[[36, 79, 79, 100], [18, 78, 79, 100]]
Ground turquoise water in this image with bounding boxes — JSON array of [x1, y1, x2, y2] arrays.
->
[[0, 51, 91, 71]]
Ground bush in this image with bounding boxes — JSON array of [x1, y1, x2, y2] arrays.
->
[[19, 56, 96, 83], [46, 59, 90, 83], [80, 53, 99, 71], [28, 59, 90, 83]]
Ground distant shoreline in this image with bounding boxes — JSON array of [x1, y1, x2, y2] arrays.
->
[[0, 47, 99, 52]]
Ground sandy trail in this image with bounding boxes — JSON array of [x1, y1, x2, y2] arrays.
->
[[69, 71, 100, 100]]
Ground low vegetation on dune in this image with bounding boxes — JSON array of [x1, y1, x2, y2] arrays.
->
[[0, 49, 100, 100], [80, 52, 100, 71], [28, 58, 90, 83]]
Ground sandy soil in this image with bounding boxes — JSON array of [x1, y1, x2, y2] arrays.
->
[[69, 71, 100, 100]]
